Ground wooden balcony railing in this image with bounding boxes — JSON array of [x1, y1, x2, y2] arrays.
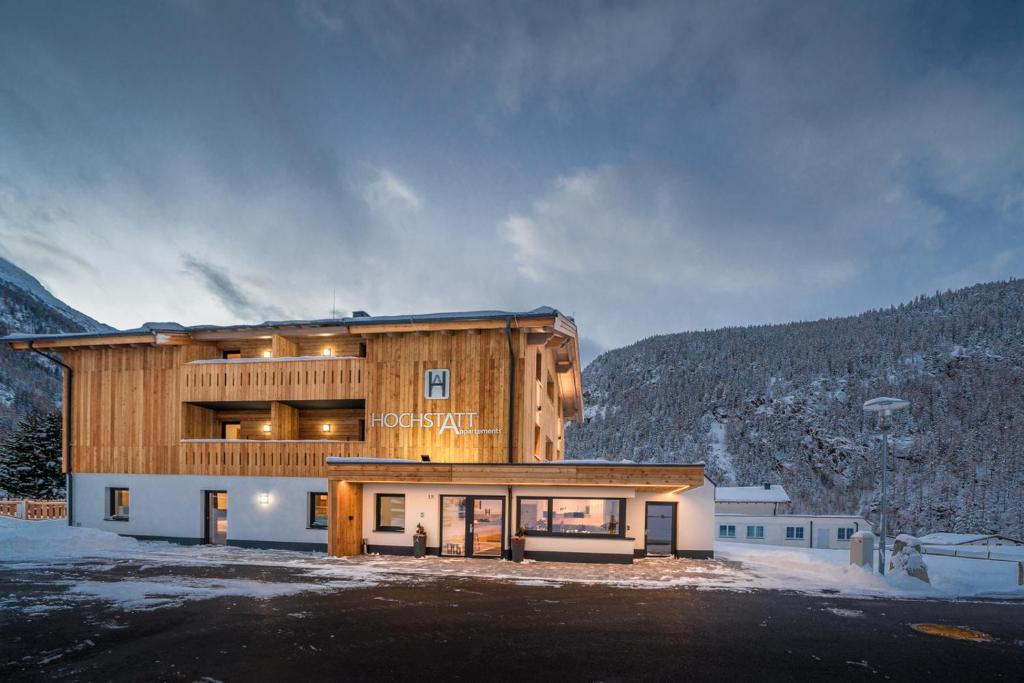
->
[[180, 357, 366, 403], [179, 439, 368, 476]]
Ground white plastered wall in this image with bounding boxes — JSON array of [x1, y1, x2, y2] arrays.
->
[[72, 473, 329, 547], [362, 479, 716, 559]]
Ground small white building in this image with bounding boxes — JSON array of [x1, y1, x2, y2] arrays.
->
[[917, 533, 1023, 548], [715, 484, 870, 549]]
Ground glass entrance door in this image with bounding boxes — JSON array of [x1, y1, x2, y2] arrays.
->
[[470, 497, 504, 557], [205, 491, 228, 545], [440, 495, 505, 558], [645, 502, 675, 556]]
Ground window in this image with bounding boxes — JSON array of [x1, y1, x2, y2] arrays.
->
[[786, 526, 805, 540], [308, 493, 328, 529], [517, 497, 626, 537], [719, 524, 736, 538], [223, 350, 241, 359], [375, 494, 405, 532], [221, 421, 241, 439], [746, 525, 764, 539], [837, 527, 855, 541], [108, 488, 129, 521]]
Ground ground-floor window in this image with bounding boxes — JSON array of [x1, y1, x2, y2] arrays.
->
[[719, 524, 736, 538], [837, 527, 854, 540], [786, 526, 804, 540], [308, 492, 328, 529], [107, 488, 130, 521], [517, 497, 625, 537], [746, 525, 764, 539], [375, 493, 406, 532]]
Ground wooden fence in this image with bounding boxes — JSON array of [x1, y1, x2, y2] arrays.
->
[[0, 499, 67, 520]]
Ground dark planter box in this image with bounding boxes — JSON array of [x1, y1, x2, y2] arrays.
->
[[511, 537, 526, 563], [413, 534, 427, 558]]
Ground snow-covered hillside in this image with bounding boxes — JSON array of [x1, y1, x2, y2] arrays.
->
[[0, 256, 110, 435], [567, 279, 1024, 539]]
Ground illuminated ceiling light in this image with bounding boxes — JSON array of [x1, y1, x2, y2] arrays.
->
[[668, 485, 691, 495], [258, 492, 270, 505], [262, 350, 272, 358], [322, 347, 333, 356], [262, 422, 272, 433], [322, 423, 331, 433]]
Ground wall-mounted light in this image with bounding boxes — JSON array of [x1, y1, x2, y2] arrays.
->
[[262, 350, 272, 358], [258, 492, 270, 506], [322, 347, 333, 356], [262, 422, 272, 433], [322, 423, 331, 433]]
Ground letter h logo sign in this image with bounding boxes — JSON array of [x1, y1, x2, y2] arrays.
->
[[424, 369, 450, 400]]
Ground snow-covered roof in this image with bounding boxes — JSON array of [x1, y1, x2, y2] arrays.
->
[[715, 485, 790, 503], [917, 532, 1020, 545]]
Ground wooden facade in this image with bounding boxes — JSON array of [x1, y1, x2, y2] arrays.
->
[[11, 310, 583, 477]]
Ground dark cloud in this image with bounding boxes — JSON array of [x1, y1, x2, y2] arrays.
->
[[0, 1, 1021, 352], [181, 254, 290, 323]]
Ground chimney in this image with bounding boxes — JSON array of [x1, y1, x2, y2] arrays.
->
[[352, 310, 371, 318], [763, 482, 771, 490]]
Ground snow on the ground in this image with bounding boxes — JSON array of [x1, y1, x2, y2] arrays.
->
[[2, 518, 1021, 617], [715, 542, 1024, 599], [707, 419, 737, 485]]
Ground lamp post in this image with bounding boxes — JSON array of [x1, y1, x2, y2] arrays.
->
[[863, 397, 909, 575]]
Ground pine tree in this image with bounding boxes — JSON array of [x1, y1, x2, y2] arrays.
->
[[0, 411, 64, 499]]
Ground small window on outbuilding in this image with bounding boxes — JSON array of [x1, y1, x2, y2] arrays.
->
[[223, 350, 241, 359]]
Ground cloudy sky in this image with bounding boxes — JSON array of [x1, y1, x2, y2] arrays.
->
[[2, 1, 1022, 362]]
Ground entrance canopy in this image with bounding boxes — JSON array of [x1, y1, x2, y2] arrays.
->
[[325, 458, 705, 493]]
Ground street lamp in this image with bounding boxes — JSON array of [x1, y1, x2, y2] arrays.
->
[[863, 396, 909, 575]]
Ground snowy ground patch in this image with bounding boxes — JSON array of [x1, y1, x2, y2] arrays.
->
[[716, 542, 1024, 599], [2, 518, 1021, 616]]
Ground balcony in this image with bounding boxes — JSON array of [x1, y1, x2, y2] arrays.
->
[[180, 356, 365, 403], [179, 439, 367, 476]]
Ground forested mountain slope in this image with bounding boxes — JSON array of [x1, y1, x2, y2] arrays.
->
[[0, 257, 110, 436], [566, 280, 1024, 538]]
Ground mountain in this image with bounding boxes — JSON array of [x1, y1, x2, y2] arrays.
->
[[0, 256, 111, 436], [566, 279, 1024, 539]]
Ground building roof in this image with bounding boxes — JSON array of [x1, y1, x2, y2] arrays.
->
[[715, 485, 790, 503], [917, 532, 1021, 545], [0, 306, 567, 344]]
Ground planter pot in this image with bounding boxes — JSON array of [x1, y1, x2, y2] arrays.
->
[[511, 537, 526, 563], [413, 533, 427, 558]]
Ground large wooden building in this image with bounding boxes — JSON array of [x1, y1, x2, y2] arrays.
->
[[6, 307, 713, 563]]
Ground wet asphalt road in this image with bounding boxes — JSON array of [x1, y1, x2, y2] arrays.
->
[[2, 565, 1022, 682]]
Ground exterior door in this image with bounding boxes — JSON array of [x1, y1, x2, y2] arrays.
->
[[440, 495, 505, 558], [205, 491, 228, 545], [645, 502, 676, 557]]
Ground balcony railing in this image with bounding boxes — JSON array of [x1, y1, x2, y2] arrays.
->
[[180, 356, 365, 403], [179, 439, 368, 476]]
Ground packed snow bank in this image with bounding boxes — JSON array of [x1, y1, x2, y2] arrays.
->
[[716, 542, 1023, 599], [0, 516, 144, 561]]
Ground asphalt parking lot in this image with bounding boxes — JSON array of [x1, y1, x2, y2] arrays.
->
[[2, 562, 1022, 682]]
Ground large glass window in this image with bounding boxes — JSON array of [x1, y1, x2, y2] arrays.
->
[[517, 497, 625, 537], [376, 494, 405, 532], [309, 492, 328, 529], [518, 498, 549, 532], [108, 488, 129, 521]]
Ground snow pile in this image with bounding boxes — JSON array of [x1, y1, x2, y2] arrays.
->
[[0, 516, 143, 562], [717, 542, 1022, 599], [888, 534, 929, 583]]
